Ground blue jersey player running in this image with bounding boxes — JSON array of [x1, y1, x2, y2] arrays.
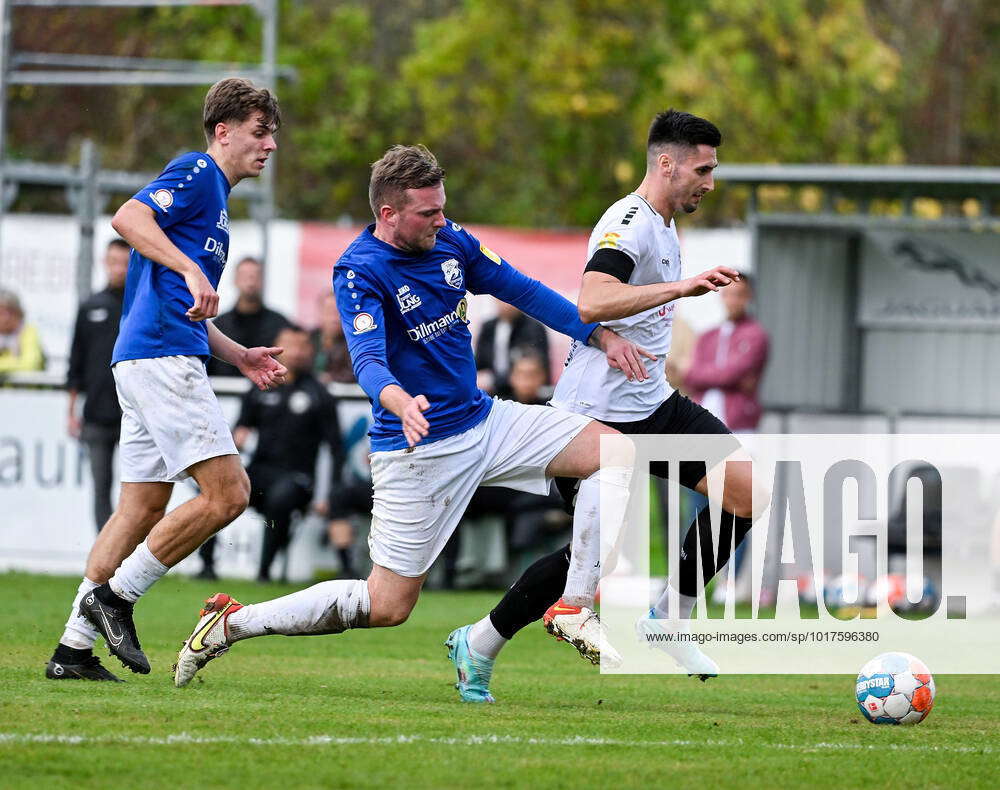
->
[[45, 79, 286, 682], [172, 145, 654, 693]]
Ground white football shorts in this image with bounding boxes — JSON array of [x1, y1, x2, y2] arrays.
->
[[113, 355, 238, 483], [367, 398, 591, 577]]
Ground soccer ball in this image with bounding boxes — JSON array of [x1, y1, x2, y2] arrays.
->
[[855, 652, 935, 725]]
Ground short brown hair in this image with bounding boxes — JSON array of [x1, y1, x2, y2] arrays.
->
[[203, 78, 281, 141], [369, 145, 445, 217]]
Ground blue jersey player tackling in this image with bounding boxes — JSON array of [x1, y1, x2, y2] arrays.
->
[[172, 145, 654, 693], [46, 79, 285, 682]]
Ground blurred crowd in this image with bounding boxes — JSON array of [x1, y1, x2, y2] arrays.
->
[[3, 243, 769, 588]]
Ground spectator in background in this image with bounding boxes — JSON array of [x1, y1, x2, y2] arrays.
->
[[207, 256, 290, 376], [684, 273, 769, 431], [320, 461, 368, 581], [311, 291, 355, 384], [507, 349, 550, 406], [234, 325, 346, 582], [475, 300, 549, 398], [67, 239, 130, 532], [0, 288, 45, 374]]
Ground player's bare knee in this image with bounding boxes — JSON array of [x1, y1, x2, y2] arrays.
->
[[369, 600, 413, 627], [721, 488, 748, 519], [234, 471, 251, 512], [732, 500, 753, 520], [207, 489, 249, 524], [221, 490, 249, 522], [204, 470, 250, 523], [589, 427, 634, 475], [725, 485, 756, 520], [385, 607, 411, 627]]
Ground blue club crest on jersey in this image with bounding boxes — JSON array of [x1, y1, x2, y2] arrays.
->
[[441, 258, 464, 290]]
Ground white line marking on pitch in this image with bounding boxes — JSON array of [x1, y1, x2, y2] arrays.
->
[[0, 733, 992, 755]]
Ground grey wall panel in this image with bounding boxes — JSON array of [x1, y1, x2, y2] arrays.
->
[[896, 415, 1000, 433], [862, 329, 1000, 415], [784, 412, 891, 434], [757, 228, 854, 410]]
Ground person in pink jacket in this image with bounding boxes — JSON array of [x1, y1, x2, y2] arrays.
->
[[685, 274, 769, 431]]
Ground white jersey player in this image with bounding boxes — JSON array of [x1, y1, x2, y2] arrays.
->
[[448, 109, 760, 703], [551, 193, 683, 421]]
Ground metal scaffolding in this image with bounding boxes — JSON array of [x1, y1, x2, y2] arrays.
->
[[0, 0, 293, 300]]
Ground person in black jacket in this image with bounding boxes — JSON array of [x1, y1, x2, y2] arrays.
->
[[66, 238, 129, 532], [206, 256, 290, 376], [234, 324, 346, 582], [474, 300, 550, 398]]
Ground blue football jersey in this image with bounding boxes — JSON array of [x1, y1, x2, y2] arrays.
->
[[112, 151, 231, 364], [334, 221, 597, 451]]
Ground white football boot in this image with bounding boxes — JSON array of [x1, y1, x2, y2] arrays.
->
[[543, 599, 623, 668], [636, 609, 719, 681], [173, 592, 242, 687]]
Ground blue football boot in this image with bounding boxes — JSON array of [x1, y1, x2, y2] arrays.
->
[[445, 625, 496, 703]]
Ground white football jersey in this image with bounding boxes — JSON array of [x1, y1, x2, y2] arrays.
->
[[551, 193, 681, 422]]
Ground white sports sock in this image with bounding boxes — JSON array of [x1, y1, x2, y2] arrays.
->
[[468, 616, 508, 660], [60, 578, 100, 650], [653, 584, 697, 623], [108, 540, 168, 603], [227, 579, 371, 642], [562, 466, 632, 608]]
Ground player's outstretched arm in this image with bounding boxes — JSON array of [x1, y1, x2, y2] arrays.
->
[[466, 245, 656, 381], [111, 198, 219, 321], [577, 266, 741, 323], [205, 321, 287, 390], [379, 385, 430, 447]]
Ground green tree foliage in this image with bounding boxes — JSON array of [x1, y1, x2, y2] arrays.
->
[[401, 0, 904, 225], [402, 0, 670, 226], [2, 1, 996, 225], [866, 0, 1000, 166]]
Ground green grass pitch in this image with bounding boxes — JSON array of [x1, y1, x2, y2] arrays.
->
[[2, 571, 997, 789]]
